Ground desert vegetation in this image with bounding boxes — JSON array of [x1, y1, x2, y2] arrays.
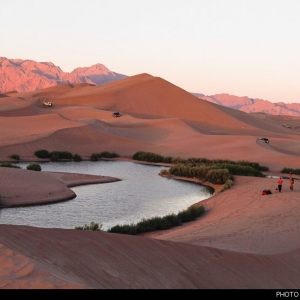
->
[[26, 163, 42, 171], [10, 154, 20, 160], [50, 151, 73, 161], [132, 151, 172, 163], [34, 149, 73, 161], [0, 162, 21, 169], [34, 149, 119, 162], [0, 162, 43, 171], [34, 149, 51, 158], [107, 205, 205, 235], [281, 167, 300, 175], [90, 151, 119, 161], [73, 154, 82, 162], [75, 205, 205, 235], [75, 221, 103, 231], [132, 151, 268, 188]]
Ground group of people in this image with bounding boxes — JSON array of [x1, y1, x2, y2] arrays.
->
[[262, 188, 272, 195], [276, 175, 294, 192], [262, 171, 295, 195]]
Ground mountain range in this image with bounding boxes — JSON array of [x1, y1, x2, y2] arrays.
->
[[0, 57, 127, 93], [1, 56, 300, 116], [192, 93, 300, 117]]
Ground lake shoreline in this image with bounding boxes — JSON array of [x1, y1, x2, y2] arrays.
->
[[0, 157, 220, 209]]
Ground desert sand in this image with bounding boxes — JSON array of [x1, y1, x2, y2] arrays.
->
[[0, 74, 300, 289]]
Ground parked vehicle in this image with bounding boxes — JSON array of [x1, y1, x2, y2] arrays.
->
[[112, 112, 121, 117], [43, 101, 52, 107], [283, 124, 292, 128], [260, 137, 269, 143]]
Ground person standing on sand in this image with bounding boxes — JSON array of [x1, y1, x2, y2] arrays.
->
[[290, 177, 294, 191], [277, 177, 283, 192]]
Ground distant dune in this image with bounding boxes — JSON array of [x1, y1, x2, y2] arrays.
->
[[0, 73, 300, 289]]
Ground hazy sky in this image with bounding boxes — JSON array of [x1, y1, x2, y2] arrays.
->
[[1, 0, 300, 103]]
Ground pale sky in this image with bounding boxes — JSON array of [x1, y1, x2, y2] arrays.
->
[[1, 0, 300, 103]]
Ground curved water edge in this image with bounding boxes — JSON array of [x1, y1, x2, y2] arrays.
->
[[0, 160, 214, 231]]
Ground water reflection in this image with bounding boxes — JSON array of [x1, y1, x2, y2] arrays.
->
[[0, 161, 213, 231]]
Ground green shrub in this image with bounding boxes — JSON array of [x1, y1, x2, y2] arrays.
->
[[237, 160, 269, 172], [107, 224, 138, 235], [220, 179, 234, 192], [212, 163, 265, 177], [107, 205, 205, 235], [206, 169, 231, 184], [162, 156, 173, 163], [187, 157, 210, 165], [171, 156, 184, 164], [281, 167, 293, 174], [10, 154, 20, 160], [132, 151, 147, 161], [160, 155, 269, 192], [26, 163, 41, 171], [177, 205, 204, 222], [138, 214, 181, 232], [73, 154, 82, 162], [90, 153, 99, 161], [34, 149, 50, 158], [281, 167, 300, 175], [99, 151, 119, 158], [50, 154, 59, 162], [168, 164, 210, 180], [108, 214, 180, 235], [50, 151, 73, 160], [132, 151, 164, 163], [34, 150, 74, 160], [0, 162, 21, 169], [75, 222, 103, 231]]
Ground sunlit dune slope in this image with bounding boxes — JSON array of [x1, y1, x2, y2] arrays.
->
[[1, 73, 300, 170], [0, 113, 84, 146], [146, 176, 300, 255], [2, 73, 298, 135], [18, 73, 284, 131], [0, 224, 299, 289]]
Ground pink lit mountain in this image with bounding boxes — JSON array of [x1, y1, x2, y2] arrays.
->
[[192, 93, 300, 116], [0, 57, 127, 93]]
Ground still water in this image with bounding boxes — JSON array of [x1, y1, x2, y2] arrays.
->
[[0, 161, 213, 231]]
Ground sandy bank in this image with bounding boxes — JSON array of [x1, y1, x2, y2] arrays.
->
[[0, 167, 120, 208]]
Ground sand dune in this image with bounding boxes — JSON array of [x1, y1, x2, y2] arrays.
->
[[0, 224, 299, 289], [0, 74, 300, 289]]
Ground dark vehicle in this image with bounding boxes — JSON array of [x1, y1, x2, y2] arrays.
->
[[260, 138, 269, 143], [112, 112, 121, 117], [283, 124, 292, 128]]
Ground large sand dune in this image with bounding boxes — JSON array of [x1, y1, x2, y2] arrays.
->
[[0, 74, 300, 289]]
